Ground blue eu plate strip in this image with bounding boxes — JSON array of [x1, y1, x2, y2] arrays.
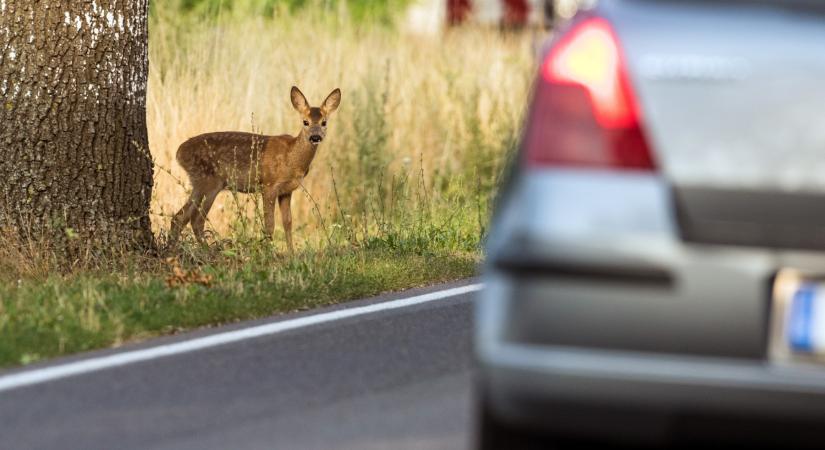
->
[[789, 283, 816, 352]]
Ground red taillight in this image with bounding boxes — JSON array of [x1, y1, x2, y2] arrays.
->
[[523, 16, 656, 170]]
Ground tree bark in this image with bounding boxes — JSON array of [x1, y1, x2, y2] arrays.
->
[[0, 0, 153, 251]]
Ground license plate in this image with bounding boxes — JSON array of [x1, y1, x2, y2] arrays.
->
[[771, 270, 825, 363]]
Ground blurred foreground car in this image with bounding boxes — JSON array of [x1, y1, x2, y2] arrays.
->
[[476, 0, 825, 448]]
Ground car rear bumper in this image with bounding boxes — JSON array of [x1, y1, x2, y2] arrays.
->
[[481, 341, 825, 418], [477, 240, 825, 445], [478, 340, 825, 446], [478, 168, 825, 444]]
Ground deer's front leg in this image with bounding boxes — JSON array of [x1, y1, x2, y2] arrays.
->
[[262, 187, 278, 241], [278, 192, 294, 254]]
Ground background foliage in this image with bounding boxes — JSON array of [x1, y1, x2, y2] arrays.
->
[[152, 0, 414, 25]]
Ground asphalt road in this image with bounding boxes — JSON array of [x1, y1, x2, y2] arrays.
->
[[0, 279, 480, 450]]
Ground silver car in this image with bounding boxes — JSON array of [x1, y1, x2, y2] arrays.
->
[[476, 0, 825, 448]]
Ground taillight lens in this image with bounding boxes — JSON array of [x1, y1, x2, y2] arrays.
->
[[523, 16, 656, 170]]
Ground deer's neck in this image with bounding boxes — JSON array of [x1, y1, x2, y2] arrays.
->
[[290, 129, 320, 174]]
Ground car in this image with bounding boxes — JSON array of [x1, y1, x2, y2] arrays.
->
[[475, 0, 825, 448]]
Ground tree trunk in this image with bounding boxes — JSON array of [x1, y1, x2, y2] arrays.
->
[[0, 0, 153, 251]]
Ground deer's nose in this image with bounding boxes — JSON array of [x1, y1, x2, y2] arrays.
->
[[309, 135, 323, 143]]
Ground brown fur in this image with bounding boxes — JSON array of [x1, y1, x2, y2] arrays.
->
[[169, 87, 341, 252]]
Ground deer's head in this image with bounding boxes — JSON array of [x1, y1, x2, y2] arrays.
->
[[291, 86, 341, 145]]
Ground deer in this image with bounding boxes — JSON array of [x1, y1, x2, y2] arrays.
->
[[168, 86, 341, 253]]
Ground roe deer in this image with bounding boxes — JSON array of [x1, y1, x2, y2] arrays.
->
[[169, 86, 341, 253]]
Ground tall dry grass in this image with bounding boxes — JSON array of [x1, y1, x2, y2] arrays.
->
[[147, 7, 538, 250]]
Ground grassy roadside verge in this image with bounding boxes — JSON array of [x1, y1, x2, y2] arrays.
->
[[0, 3, 534, 370], [0, 246, 478, 369]]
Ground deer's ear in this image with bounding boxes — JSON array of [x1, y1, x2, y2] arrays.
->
[[291, 86, 310, 114], [321, 88, 341, 115]]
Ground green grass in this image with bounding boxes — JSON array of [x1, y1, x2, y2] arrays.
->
[[152, 0, 414, 26], [0, 244, 477, 368]]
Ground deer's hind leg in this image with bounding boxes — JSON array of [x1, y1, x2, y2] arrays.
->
[[169, 194, 200, 245], [190, 179, 224, 244]]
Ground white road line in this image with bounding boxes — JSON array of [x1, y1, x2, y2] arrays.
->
[[0, 283, 483, 393]]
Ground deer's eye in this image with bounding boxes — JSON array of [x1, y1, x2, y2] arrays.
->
[[322, 121, 327, 127], [303, 120, 309, 126]]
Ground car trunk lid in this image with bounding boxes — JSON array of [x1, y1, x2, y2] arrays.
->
[[606, 0, 825, 248]]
